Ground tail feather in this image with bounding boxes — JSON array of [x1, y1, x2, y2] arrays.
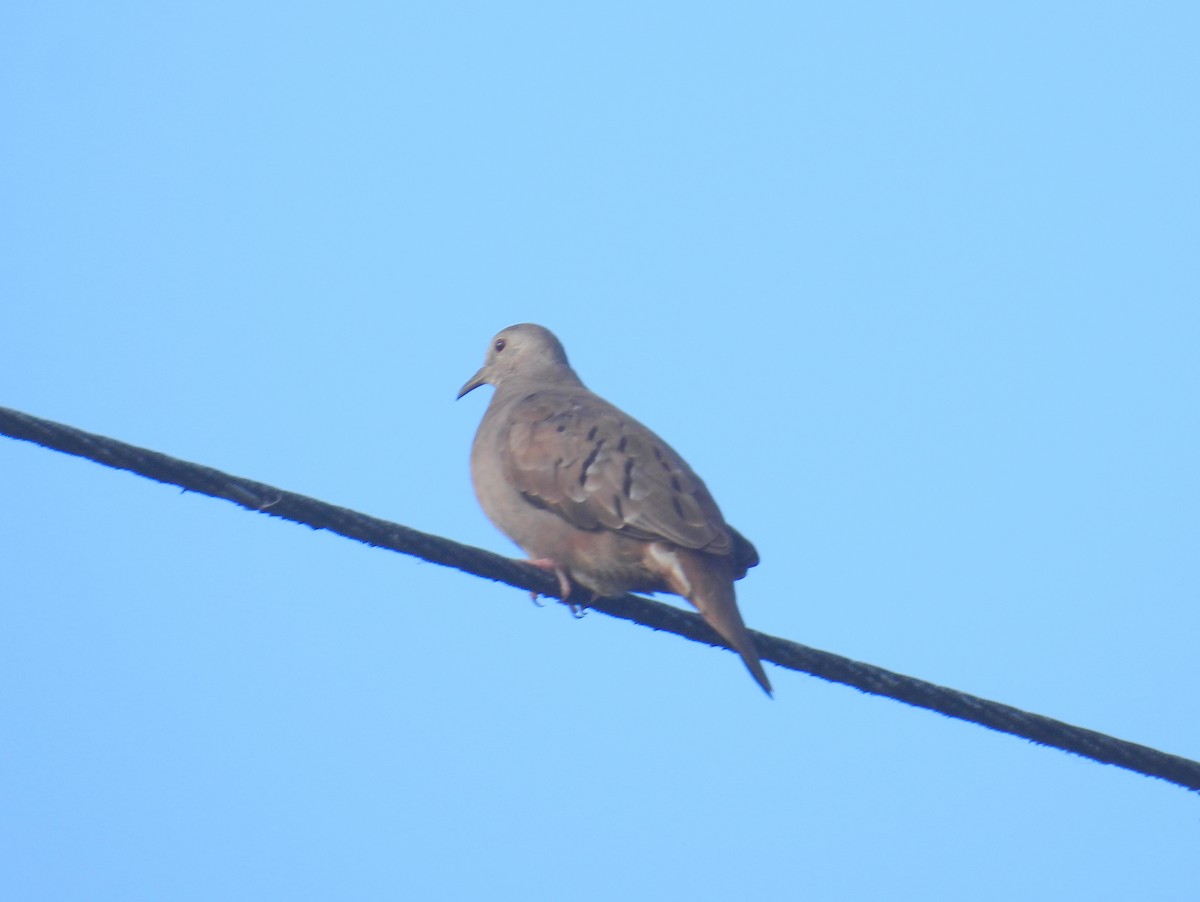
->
[[673, 550, 773, 696]]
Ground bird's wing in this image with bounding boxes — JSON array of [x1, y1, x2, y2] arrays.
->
[[499, 389, 736, 556]]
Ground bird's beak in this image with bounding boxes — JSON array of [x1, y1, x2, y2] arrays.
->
[[457, 367, 488, 399]]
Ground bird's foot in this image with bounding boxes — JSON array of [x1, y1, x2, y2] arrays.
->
[[522, 559, 595, 617], [524, 558, 574, 604]]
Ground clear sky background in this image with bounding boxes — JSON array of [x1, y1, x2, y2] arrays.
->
[[2, 4, 1197, 900]]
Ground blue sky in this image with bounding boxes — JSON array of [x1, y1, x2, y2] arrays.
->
[[2, 3, 1197, 899]]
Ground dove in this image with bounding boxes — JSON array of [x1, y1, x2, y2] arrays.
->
[[458, 323, 771, 695]]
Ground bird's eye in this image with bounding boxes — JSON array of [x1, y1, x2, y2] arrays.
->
[[494, 338, 507, 353]]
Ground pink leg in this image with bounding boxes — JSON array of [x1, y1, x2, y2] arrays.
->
[[525, 558, 574, 602]]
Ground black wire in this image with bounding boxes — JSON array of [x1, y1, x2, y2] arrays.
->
[[2, 404, 1197, 793]]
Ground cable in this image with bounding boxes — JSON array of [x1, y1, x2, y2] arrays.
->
[[2, 404, 1197, 792]]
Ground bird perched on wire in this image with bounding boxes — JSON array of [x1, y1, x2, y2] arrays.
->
[[458, 323, 770, 695]]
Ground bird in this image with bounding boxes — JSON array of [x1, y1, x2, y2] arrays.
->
[[457, 323, 771, 695]]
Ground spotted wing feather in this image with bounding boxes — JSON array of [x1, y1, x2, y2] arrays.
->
[[501, 390, 736, 557]]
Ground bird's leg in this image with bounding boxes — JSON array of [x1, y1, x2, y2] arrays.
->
[[524, 558, 574, 604]]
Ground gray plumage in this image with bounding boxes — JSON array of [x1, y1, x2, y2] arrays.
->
[[458, 323, 770, 695]]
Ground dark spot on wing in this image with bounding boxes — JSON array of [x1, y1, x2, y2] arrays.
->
[[622, 458, 635, 498], [580, 440, 604, 486], [654, 445, 672, 471]]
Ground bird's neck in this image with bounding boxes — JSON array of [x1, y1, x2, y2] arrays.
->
[[500, 364, 585, 396]]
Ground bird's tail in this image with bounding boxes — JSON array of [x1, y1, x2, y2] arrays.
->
[[674, 551, 773, 696]]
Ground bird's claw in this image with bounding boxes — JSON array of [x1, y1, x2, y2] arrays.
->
[[524, 558, 574, 603], [522, 558, 594, 618]]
